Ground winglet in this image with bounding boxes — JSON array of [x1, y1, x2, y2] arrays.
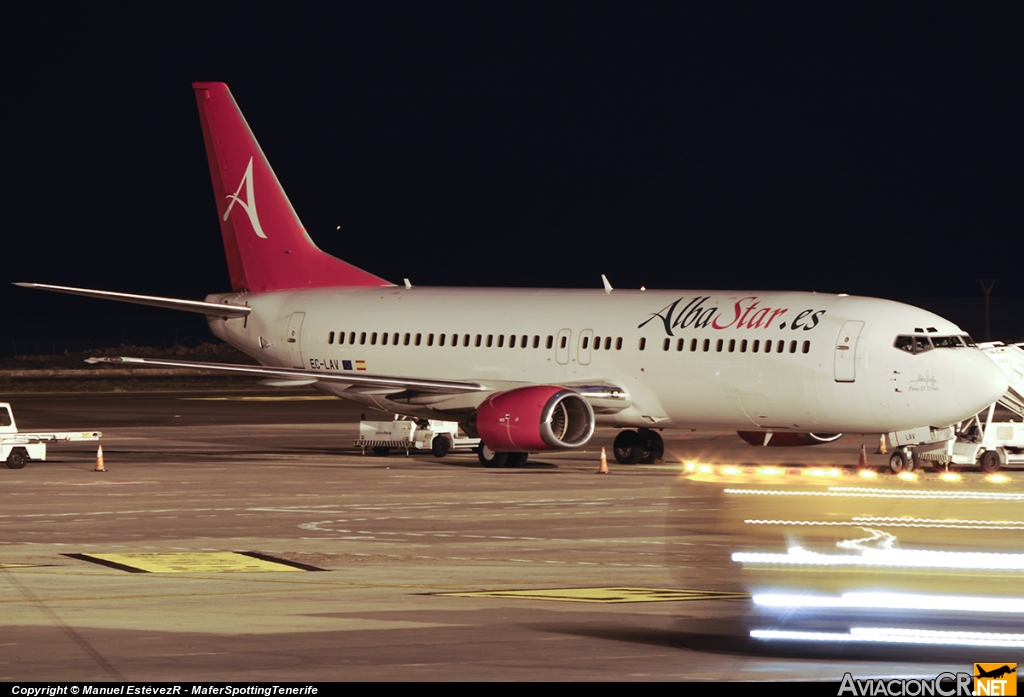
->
[[601, 274, 613, 294]]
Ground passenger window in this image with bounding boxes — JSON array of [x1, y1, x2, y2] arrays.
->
[[560, 336, 567, 349], [463, 334, 470, 347], [415, 333, 422, 346], [752, 340, 760, 353], [615, 337, 622, 350], [371, 332, 378, 345], [764, 340, 771, 353], [487, 335, 494, 347], [777, 340, 785, 353], [789, 340, 797, 353], [605, 337, 611, 350], [741, 339, 748, 353], [381, 333, 389, 346], [498, 335, 505, 348], [728, 339, 735, 353], [716, 339, 723, 352], [360, 332, 367, 345], [702, 339, 710, 352], [475, 334, 482, 347], [521, 335, 528, 347], [349, 332, 356, 344], [639, 338, 646, 351], [393, 333, 400, 345], [690, 338, 698, 352], [677, 338, 685, 351], [439, 334, 446, 347], [662, 338, 669, 351], [802, 340, 810, 354], [594, 336, 601, 350], [534, 336, 540, 349], [328, 332, 335, 344], [404, 333, 410, 346], [510, 335, 517, 348], [582, 337, 589, 350], [427, 333, 435, 346], [546, 336, 554, 349], [339, 332, 346, 345]]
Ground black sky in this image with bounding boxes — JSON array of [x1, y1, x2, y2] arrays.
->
[[3, 3, 1021, 343]]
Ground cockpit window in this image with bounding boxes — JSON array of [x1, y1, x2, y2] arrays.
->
[[895, 334, 972, 354]]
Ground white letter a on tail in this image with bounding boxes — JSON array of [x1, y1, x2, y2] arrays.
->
[[223, 157, 267, 239]]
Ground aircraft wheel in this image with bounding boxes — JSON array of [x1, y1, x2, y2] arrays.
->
[[639, 430, 665, 464], [372, 446, 391, 456], [506, 452, 529, 468], [6, 448, 27, 469], [888, 449, 911, 474], [979, 450, 1002, 473], [431, 436, 451, 458], [613, 430, 643, 464], [478, 444, 509, 468]]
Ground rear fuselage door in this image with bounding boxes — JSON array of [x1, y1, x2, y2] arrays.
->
[[834, 320, 864, 382], [286, 312, 306, 368]]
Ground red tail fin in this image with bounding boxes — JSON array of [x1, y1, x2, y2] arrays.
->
[[193, 82, 391, 291]]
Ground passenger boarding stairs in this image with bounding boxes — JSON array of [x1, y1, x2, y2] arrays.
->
[[981, 342, 1024, 419]]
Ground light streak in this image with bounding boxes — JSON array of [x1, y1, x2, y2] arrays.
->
[[751, 627, 1024, 647], [753, 592, 1024, 614], [732, 546, 1024, 570], [741, 516, 1024, 530], [723, 487, 1024, 501]]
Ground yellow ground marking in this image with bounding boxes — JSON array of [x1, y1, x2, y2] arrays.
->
[[79, 552, 304, 573], [181, 396, 337, 402], [0, 563, 42, 569], [435, 587, 750, 603]]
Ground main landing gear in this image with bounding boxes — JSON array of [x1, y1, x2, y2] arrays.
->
[[613, 428, 664, 465], [478, 445, 529, 468]]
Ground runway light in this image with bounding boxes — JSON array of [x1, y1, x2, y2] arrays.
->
[[697, 464, 712, 473], [721, 466, 742, 475], [939, 472, 961, 482], [684, 462, 696, 471], [805, 468, 827, 477], [753, 591, 1024, 614], [756, 468, 783, 476], [858, 469, 878, 479], [987, 474, 1010, 484], [897, 471, 918, 482], [751, 627, 1024, 647]]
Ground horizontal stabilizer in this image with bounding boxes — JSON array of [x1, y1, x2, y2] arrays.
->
[[15, 283, 251, 318], [85, 356, 487, 394]]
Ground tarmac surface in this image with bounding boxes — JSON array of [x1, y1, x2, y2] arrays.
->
[[1, 390, 1021, 681]]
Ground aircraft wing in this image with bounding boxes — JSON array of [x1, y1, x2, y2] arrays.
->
[[85, 356, 487, 394], [15, 283, 250, 319]]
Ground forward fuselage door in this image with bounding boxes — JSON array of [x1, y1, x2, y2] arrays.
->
[[555, 328, 572, 365], [286, 312, 306, 368], [834, 320, 864, 382]]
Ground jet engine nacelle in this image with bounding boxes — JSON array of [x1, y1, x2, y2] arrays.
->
[[473, 385, 595, 452], [737, 431, 843, 447]]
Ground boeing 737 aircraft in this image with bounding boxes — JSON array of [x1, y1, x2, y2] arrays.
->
[[18, 82, 1009, 467]]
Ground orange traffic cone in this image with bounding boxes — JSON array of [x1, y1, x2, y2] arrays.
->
[[876, 434, 888, 455], [94, 445, 106, 472], [858, 444, 869, 468], [598, 447, 609, 474]]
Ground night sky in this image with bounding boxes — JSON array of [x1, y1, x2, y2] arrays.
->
[[3, 4, 1021, 349]]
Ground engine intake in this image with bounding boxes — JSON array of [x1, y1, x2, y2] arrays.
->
[[474, 385, 595, 452]]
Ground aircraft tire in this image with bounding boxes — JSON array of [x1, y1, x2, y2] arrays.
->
[[639, 431, 665, 464], [6, 448, 27, 469], [888, 449, 911, 474], [431, 436, 451, 458], [506, 452, 529, 468], [478, 445, 509, 468], [613, 430, 644, 465], [979, 450, 1002, 473]]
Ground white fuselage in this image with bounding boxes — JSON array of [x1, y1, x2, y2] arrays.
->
[[207, 287, 1007, 435]]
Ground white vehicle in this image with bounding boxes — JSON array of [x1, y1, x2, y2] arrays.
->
[[887, 342, 1024, 473], [355, 417, 480, 457], [18, 82, 1009, 468], [0, 402, 101, 469]]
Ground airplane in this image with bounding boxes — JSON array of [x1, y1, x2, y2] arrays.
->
[[17, 82, 1009, 467]]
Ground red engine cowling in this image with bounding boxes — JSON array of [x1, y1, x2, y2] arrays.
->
[[474, 385, 595, 452], [737, 431, 843, 447]]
